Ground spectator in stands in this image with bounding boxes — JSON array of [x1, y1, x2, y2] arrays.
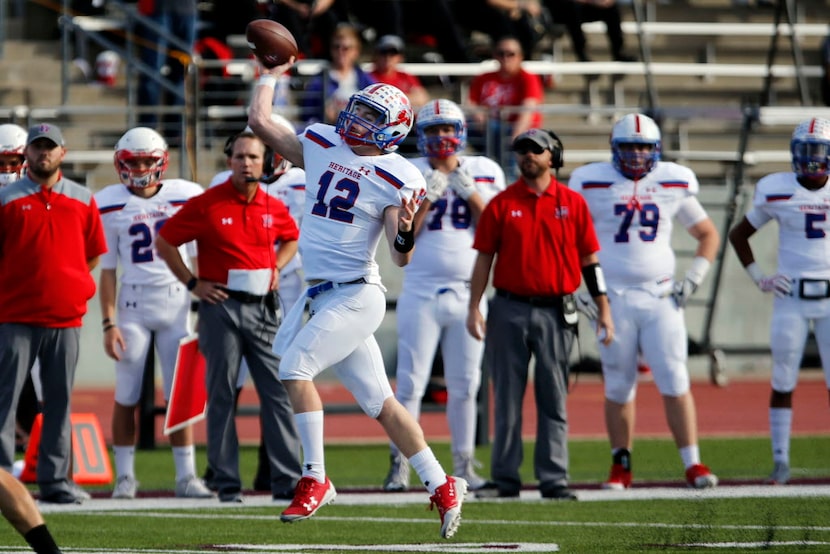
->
[[0, 467, 62, 553], [467, 36, 545, 178], [267, 0, 345, 59], [822, 28, 830, 106], [545, 0, 635, 62], [369, 35, 430, 111], [136, 0, 198, 143], [459, 0, 549, 60], [300, 23, 375, 126]]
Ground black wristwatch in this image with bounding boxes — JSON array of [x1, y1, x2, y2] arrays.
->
[[186, 277, 198, 291]]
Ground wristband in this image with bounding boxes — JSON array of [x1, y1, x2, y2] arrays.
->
[[257, 74, 278, 89], [186, 277, 198, 291], [103, 324, 116, 333], [745, 262, 764, 284], [686, 256, 711, 286], [581, 263, 607, 297], [102, 317, 112, 326], [394, 228, 415, 253]]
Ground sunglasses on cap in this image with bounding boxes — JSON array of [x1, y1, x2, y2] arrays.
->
[[513, 142, 546, 155]]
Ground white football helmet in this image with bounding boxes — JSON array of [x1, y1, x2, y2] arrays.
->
[[791, 118, 830, 179], [611, 113, 662, 180], [0, 123, 27, 186], [415, 99, 467, 158], [114, 127, 169, 188], [335, 83, 413, 153]]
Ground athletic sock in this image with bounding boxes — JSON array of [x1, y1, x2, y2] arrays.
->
[[113, 445, 135, 478], [409, 448, 446, 494], [679, 445, 701, 469], [24, 524, 61, 554], [172, 445, 197, 480], [770, 407, 792, 463], [294, 411, 326, 482]]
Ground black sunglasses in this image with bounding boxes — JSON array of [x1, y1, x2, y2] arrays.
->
[[514, 142, 546, 155]]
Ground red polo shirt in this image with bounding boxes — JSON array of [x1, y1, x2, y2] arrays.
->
[[158, 180, 298, 284], [0, 176, 107, 327], [474, 176, 599, 296]]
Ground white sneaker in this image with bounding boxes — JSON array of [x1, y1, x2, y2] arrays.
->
[[452, 453, 487, 490], [175, 474, 214, 498], [766, 461, 791, 485], [112, 475, 138, 499], [383, 454, 410, 492]]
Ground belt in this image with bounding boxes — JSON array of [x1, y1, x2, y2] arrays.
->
[[307, 278, 367, 299], [220, 288, 268, 304], [798, 278, 830, 300], [495, 288, 562, 307]]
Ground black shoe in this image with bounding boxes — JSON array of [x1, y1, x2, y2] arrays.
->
[[39, 490, 83, 504], [218, 489, 243, 503], [540, 485, 578, 500], [474, 481, 520, 498]]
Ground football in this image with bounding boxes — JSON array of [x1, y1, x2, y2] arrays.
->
[[245, 19, 298, 68]]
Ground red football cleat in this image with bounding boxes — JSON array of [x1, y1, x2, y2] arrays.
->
[[429, 476, 468, 539], [280, 476, 337, 522]]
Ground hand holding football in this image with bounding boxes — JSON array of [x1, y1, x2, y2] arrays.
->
[[246, 19, 298, 68]]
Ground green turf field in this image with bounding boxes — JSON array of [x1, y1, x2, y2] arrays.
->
[[2, 436, 828, 553]]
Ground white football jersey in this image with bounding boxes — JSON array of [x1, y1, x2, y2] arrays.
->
[[405, 155, 505, 285], [569, 161, 708, 288], [209, 167, 306, 275], [95, 179, 204, 285], [746, 172, 830, 278], [298, 123, 425, 282]]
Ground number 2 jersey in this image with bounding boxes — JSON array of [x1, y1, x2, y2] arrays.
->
[[568, 161, 709, 288], [297, 123, 426, 283], [745, 171, 830, 278], [95, 179, 203, 286]]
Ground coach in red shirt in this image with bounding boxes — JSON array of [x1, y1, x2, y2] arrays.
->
[[0, 123, 108, 504], [467, 128, 613, 501], [157, 131, 301, 503]]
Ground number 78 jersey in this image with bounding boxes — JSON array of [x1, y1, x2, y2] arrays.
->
[[568, 161, 708, 287], [95, 179, 204, 285]]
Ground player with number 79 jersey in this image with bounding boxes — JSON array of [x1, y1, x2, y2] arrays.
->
[[568, 113, 720, 491]]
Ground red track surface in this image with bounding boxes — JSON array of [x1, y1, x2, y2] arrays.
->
[[71, 372, 828, 446]]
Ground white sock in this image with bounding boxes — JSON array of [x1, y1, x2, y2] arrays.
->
[[172, 445, 197, 480], [295, 411, 325, 482], [770, 407, 792, 463], [679, 445, 701, 469], [113, 445, 135, 478], [409, 448, 446, 494]]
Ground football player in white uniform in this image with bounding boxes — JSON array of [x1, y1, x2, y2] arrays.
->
[[208, 114, 306, 491], [383, 99, 505, 492], [569, 113, 720, 489], [250, 70, 467, 538], [0, 124, 42, 455], [95, 127, 213, 499], [729, 117, 830, 485]]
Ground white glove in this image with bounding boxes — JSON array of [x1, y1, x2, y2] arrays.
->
[[672, 277, 698, 308], [672, 256, 711, 308], [447, 166, 476, 200], [746, 263, 793, 298], [575, 292, 598, 320], [424, 169, 449, 203]]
